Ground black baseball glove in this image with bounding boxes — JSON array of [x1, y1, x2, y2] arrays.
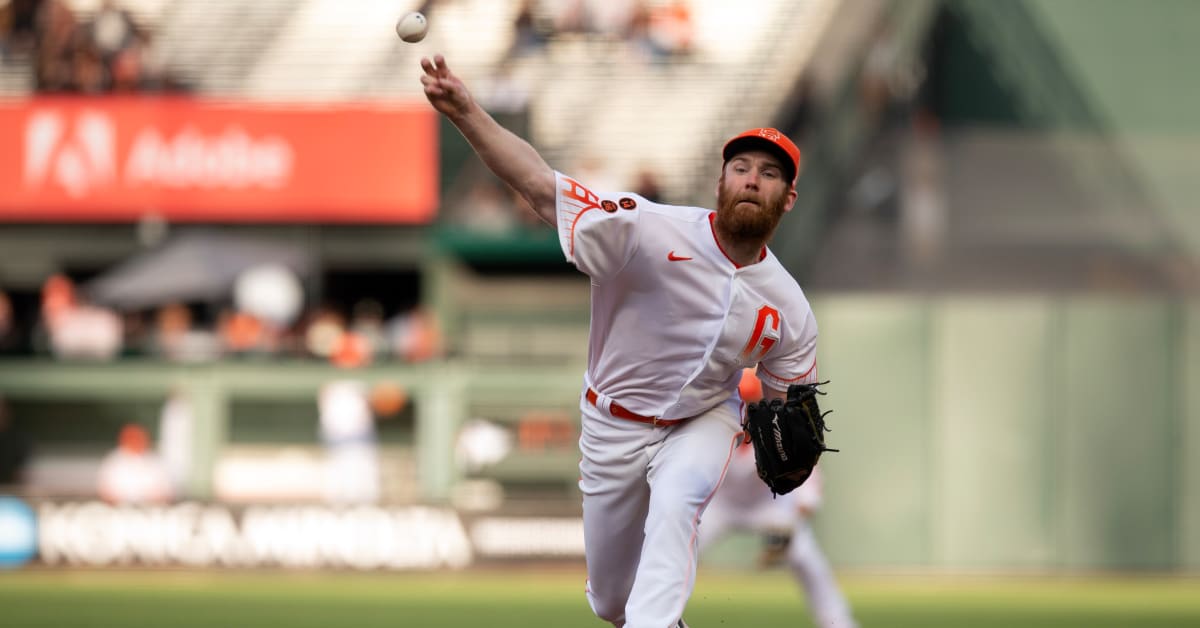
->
[[742, 381, 838, 496]]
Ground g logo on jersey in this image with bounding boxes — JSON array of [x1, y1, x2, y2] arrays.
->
[[740, 305, 781, 363], [601, 200, 618, 212]]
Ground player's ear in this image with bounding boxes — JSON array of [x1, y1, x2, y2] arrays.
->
[[782, 187, 798, 213]]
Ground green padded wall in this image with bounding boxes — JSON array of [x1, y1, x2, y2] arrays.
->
[[1058, 299, 1176, 569], [932, 298, 1058, 568], [811, 297, 932, 566], [1182, 300, 1200, 571]]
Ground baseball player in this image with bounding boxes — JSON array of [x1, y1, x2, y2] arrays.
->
[[699, 370, 858, 628], [421, 55, 819, 628]]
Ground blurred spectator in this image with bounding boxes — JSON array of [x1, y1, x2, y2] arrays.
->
[[68, 27, 106, 93], [89, 0, 137, 60], [318, 380, 380, 504], [552, 0, 594, 36], [303, 305, 346, 360], [588, 0, 637, 41], [454, 178, 519, 234], [645, 0, 693, 62], [349, 298, 388, 358], [329, 329, 371, 368], [506, 0, 549, 59], [153, 302, 190, 358], [22, 0, 175, 93], [33, 0, 79, 91], [0, 0, 41, 58], [631, 164, 665, 203], [150, 303, 220, 362], [0, 289, 21, 354], [387, 305, 441, 363], [573, 152, 621, 193], [0, 396, 33, 488], [627, 0, 652, 59], [108, 41, 143, 91], [96, 423, 173, 505], [481, 60, 530, 116], [40, 273, 123, 360], [217, 308, 268, 355], [304, 303, 397, 368]]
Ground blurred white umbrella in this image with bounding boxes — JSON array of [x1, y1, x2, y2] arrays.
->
[[234, 263, 305, 326]]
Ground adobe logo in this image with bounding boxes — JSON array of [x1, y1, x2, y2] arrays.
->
[[24, 109, 117, 198]]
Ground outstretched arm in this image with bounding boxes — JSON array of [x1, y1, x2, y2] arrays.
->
[[420, 55, 556, 225]]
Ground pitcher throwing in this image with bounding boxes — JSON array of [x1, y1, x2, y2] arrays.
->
[[421, 54, 822, 628]]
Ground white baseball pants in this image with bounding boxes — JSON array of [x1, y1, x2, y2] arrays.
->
[[579, 390, 743, 628]]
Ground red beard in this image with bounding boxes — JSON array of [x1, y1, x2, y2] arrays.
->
[[714, 179, 789, 242]]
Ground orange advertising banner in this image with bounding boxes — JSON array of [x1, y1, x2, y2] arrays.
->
[[0, 98, 438, 223]]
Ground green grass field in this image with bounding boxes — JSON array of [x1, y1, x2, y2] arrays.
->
[[1, 567, 1198, 627]]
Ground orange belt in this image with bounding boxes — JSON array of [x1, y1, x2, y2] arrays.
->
[[586, 388, 689, 426]]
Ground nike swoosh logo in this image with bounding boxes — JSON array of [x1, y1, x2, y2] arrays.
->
[[667, 251, 693, 262]]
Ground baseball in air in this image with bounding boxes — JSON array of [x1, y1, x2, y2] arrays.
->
[[395, 11, 428, 43]]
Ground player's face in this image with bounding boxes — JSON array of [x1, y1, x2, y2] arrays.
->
[[715, 151, 797, 241]]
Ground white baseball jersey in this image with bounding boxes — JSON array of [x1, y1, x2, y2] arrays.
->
[[554, 172, 818, 419]]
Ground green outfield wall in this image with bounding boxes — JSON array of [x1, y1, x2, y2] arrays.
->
[[811, 295, 1197, 572]]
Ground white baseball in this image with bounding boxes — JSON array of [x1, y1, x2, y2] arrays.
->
[[395, 11, 428, 43]]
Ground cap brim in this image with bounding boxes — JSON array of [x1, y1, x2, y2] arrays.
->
[[723, 137, 797, 184]]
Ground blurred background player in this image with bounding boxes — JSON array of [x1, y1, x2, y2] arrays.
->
[[699, 368, 858, 628], [318, 379, 381, 505], [96, 423, 173, 505], [156, 388, 194, 499]]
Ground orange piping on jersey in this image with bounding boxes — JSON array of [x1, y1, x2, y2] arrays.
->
[[674, 429, 743, 617], [759, 359, 818, 384], [563, 177, 603, 257], [708, 212, 766, 268]]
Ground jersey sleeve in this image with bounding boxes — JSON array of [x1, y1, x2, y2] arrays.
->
[[756, 309, 819, 390], [554, 171, 639, 280]]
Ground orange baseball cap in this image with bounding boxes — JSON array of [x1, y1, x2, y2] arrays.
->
[[722, 127, 801, 184]]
